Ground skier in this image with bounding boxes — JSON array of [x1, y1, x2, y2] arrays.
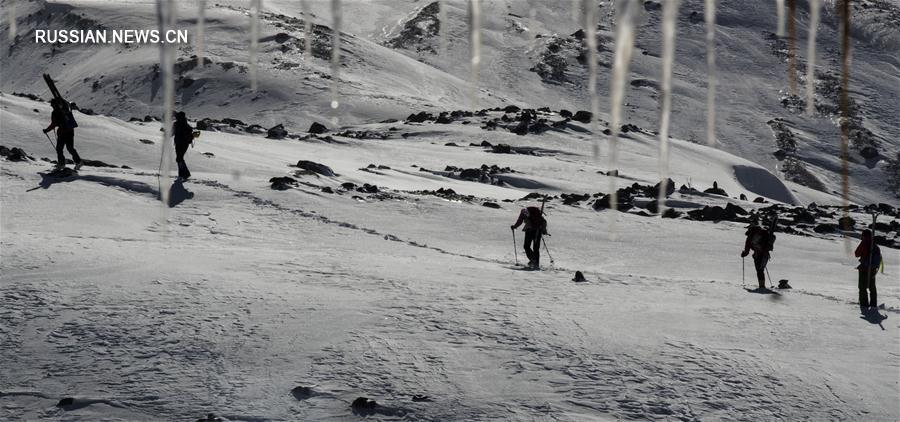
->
[[854, 229, 882, 310], [43, 98, 82, 170], [511, 205, 548, 270], [172, 111, 195, 180], [741, 217, 775, 289]]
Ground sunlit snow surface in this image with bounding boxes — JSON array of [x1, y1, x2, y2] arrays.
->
[[1, 0, 899, 420]]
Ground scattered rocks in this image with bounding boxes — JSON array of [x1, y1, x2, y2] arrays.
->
[[308, 122, 328, 134], [838, 216, 855, 230], [269, 176, 297, 190], [572, 110, 592, 123], [703, 181, 728, 196], [351, 397, 378, 414], [482, 202, 501, 209], [295, 160, 335, 177], [291, 386, 315, 400], [56, 397, 75, 407], [267, 124, 288, 139], [572, 271, 587, 282], [0, 145, 33, 161], [138, 138, 155, 145], [491, 144, 513, 154]]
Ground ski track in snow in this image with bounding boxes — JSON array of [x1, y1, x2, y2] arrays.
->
[[2, 160, 895, 420]]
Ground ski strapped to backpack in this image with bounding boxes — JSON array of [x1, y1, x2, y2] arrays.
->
[[42, 74, 78, 129]]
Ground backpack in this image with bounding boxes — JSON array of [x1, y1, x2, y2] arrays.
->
[[57, 103, 78, 129], [871, 244, 883, 271], [525, 206, 547, 231]]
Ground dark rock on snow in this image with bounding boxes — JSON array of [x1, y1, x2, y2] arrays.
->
[[296, 160, 335, 177], [270, 176, 297, 190], [0, 145, 33, 161], [308, 122, 328, 134], [267, 124, 288, 139]]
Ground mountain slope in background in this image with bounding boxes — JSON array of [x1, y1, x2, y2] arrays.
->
[[2, 0, 898, 203]]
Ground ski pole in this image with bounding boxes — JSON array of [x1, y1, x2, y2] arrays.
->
[[43, 131, 56, 150], [742, 257, 746, 288], [542, 235, 555, 266], [511, 228, 518, 266], [765, 267, 774, 289]]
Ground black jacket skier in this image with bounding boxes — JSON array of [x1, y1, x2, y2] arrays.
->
[[172, 111, 195, 180], [43, 98, 82, 170], [511, 206, 548, 270], [855, 229, 882, 309], [742, 221, 774, 289]]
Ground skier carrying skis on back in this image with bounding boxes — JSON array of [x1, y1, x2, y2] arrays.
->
[[511, 205, 548, 270], [172, 111, 197, 180], [43, 97, 82, 170], [854, 229, 882, 310], [741, 215, 776, 289]]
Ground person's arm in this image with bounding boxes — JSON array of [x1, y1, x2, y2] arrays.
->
[[511, 209, 526, 229], [43, 112, 59, 133], [854, 241, 867, 258], [741, 232, 751, 256]]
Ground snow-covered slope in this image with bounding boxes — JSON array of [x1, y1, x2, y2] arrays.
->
[[1, 0, 898, 203], [2, 87, 899, 421]]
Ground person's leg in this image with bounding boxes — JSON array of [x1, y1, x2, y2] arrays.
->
[[858, 271, 869, 308], [175, 144, 190, 179], [754, 255, 766, 288], [64, 133, 81, 164], [523, 230, 536, 265], [55, 134, 66, 166], [532, 233, 541, 267], [869, 273, 877, 308]]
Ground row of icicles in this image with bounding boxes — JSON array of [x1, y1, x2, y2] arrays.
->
[[163, 0, 852, 240], [8, 0, 846, 238]]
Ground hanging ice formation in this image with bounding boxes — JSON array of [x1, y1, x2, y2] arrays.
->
[[7, 0, 16, 41], [583, 0, 599, 158], [156, 0, 176, 209], [607, 0, 639, 229], [249, 0, 261, 92], [438, 0, 448, 55], [469, 0, 482, 111], [705, 0, 716, 146], [805, 0, 821, 115], [302, 0, 312, 59], [657, 0, 680, 215], [331, 0, 342, 111], [195, 0, 206, 66]]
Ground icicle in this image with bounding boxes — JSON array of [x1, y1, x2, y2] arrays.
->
[[469, 0, 481, 112], [195, 0, 206, 66], [249, 0, 262, 92], [156, 0, 176, 210], [775, 0, 785, 37], [607, 0, 638, 235], [838, 0, 851, 253], [657, 0, 680, 216], [330, 0, 342, 111], [302, 0, 312, 59], [6, 0, 16, 41], [529, 6, 538, 43], [583, 0, 599, 158], [787, 0, 798, 96], [705, 0, 716, 146], [438, 0, 447, 56], [805, 0, 820, 115]]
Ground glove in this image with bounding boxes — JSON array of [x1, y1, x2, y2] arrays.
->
[[510, 225, 516, 230], [42, 128, 49, 134], [741, 250, 749, 257]]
